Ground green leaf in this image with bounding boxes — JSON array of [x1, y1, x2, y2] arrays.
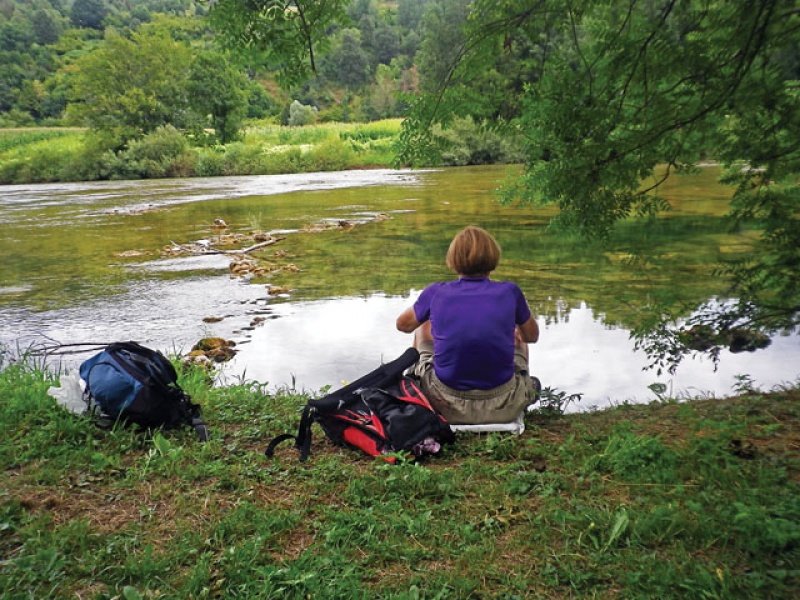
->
[[122, 586, 143, 600], [603, 509, 629, 552]]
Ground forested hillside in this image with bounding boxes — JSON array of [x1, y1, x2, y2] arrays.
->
[[0, 0, 478, 128]]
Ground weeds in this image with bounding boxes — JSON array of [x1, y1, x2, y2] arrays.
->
[[0, 128, 77, 153], [534, 385, 583, 415]]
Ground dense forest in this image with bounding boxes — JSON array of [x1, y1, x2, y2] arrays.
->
[[0, 0, 525, 180], [0, 0, 462, 129]]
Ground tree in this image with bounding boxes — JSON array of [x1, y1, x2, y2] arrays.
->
[[48, 0, 66, 14], [413, 0, 544, 121], [186, 51, 249, 143], [397, 0, 432, 31], [0, 61, 25, 112], [321, 27, 371, 90], [15, 80, 45, 119], [32, 9, 61, 45], [401, 0, 800, 371], [245, 80, 275, 118], [69, 29, 192, 146], [415, 0, 469, 92], [70, 0, 108, 30], [0, 17, 34, 52], [207, 0, 350, 87], [368, 63, 399, 118], [371, 21, 400, 66]]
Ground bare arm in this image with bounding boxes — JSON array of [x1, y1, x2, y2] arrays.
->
[[396, 306, 421, 333], [517, 316, 540, 344]]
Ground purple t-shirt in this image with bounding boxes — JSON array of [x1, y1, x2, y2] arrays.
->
[[413, 277, 531, 390]]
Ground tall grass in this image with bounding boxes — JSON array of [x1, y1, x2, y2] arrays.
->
[[0, 120, 405, 184], [0, 129, 81, 153]]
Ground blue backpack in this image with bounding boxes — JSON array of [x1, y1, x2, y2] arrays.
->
[[79, 341, 208, 441]]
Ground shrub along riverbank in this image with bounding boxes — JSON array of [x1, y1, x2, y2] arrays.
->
[[1, 360, 798, 598], [0, 121, 399, 185], [0, 117, 524, 185]]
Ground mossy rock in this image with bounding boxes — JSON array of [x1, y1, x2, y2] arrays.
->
[[191, 337, 238, 362]]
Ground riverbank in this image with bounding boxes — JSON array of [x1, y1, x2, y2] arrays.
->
[[0, 121, 403, 185], [0, 118, 522, 185], [2, 362, 798, 598]]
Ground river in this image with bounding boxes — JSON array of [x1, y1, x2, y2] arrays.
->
[[1, 166, 797, 411]]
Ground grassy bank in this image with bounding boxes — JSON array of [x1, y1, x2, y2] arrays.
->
[[1, 361, 798, 598], [0, 121, 403, 185], [0, 117, 526, 185]]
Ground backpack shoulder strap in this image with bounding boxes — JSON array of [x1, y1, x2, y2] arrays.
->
[[263, 348, 420, 462], [265, 405, 316, 461], [106, 342, 179, 394]]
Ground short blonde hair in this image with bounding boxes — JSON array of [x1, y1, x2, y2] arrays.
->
[[445, 226, 501, 276]]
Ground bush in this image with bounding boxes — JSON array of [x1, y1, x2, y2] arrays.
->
[[0, 109, 36, 127], [0, 119, 403, 182], [307, 137, 355, 171], [317, 102, 348, 123], [435, 116, 523, 166], [287, 100, 318, 127], [165, 151, 197, 178], [246, 82, 278, 119], [117, 126, 192, 178], [220, 142, 268, 175], [262, 147, 309, 174], [0, 129, 83, 183], [61, 143, 121, 182], [195, 147, 226, 177], [0, 136, 86, 183], [61, 136, 121, 181], [0, 158, 24, 184], [125, 126, 189, 163]]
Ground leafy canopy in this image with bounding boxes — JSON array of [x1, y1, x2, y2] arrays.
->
[[67, 20, 252, 147], [205, 0, 350, 87], [69, 28, 192, 146], [399, 0, 800, 371], [187, 51, 249, 144]]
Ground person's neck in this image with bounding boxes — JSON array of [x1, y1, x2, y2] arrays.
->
[[458, 273, 489, 280]]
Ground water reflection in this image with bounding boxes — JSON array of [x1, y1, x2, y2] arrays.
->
[[223, 293, 799, 411], [1, 275, 269, 361], [1, 166, 797, 407]]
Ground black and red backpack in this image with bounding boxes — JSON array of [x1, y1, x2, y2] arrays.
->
[[265, 348, 454, 462]]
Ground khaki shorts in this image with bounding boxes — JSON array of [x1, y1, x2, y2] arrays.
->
[[411, 341, 536, 425]]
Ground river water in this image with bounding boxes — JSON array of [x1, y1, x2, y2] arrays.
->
[[1, 166, 797, 411]]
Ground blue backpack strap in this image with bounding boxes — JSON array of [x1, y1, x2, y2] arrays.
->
[[105, 341, 178, 394]]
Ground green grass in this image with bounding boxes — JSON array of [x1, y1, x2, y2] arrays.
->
[[0, 128, 83, 154], [244, 118, 402, 147], [1, 359, 798, 598], [0, 121, 404, 184], [242, 119, 402, 170]]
